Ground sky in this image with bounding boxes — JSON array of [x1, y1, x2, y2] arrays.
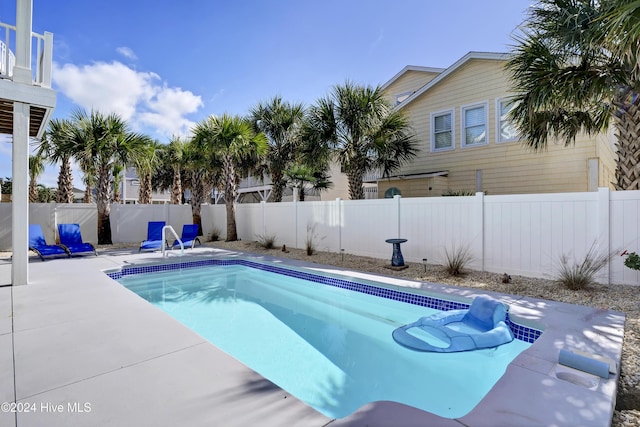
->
[[0, 0, 532, 187]]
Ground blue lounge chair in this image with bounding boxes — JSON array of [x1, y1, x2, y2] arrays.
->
[[58, 223, 97, 256], [172, 224, 201, 249], [392, 296, 514, 353], [28, 224, 69, 261], [139, 221, 166, 252]]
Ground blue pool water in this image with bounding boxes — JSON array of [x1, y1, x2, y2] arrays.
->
[[115, 260, 535, 419]]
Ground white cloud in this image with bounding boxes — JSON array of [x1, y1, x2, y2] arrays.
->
[[138, 86, 203, 137], [116, 46, 138, 60], [52, 61, 203, 138]]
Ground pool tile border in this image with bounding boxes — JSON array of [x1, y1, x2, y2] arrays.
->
[[106, 258, 542, 343]]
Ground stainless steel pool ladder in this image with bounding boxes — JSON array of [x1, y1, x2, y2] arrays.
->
[[161, 225, 184, 258]]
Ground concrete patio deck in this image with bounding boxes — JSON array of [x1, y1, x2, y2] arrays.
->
[[0, 247, 625, 426]]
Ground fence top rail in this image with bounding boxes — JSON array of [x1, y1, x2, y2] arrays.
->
[[610, 190, 640, 200], [484, 192, 600, 203]]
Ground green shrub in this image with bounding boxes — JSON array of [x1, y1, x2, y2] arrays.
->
[[256, 233, 277, 249], [556, 245, 611, 290], [622, 250, 640, 270], [444, 245, 473, 276]]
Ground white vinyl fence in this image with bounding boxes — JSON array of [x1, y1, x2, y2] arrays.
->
[[109, 203, 193, 243], [0, 203, 192, 247], [203, 188, 640, 286], [2, 188, 640, 285]]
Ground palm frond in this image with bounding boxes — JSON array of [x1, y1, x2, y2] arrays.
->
[[506, 0, 628, 150]]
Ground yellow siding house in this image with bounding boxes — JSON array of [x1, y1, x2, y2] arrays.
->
[[377, 52, 617, 198]]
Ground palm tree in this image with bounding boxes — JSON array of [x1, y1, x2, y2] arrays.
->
[[134, 137, 160, 204], [192, 114, 268, 241], [250, 96, 305, 202], [80, 160, 97, 204], [70, 109, 149, 244], [111, 163, 124, 203], [36, 184, 56, 203], [167, 137, 186, 204], [602, 1, 640, 72], [507, 0, 640, 190], [306, 81, 417, 199], [182, 137, 218, 232], [285, 163, 332, 201], [38, 118, 75, 203], [28, 153, 45, 203]]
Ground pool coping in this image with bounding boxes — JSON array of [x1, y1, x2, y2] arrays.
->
[[0, 246, 625, 427]]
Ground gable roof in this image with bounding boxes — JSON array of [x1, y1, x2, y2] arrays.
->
[[393, 52, 509, 110], [380, 65, 445, 92]]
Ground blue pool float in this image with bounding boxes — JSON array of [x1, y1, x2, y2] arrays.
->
[[392, 296, 514, 352]]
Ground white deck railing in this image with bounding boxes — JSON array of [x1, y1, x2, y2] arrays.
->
[[0, 20, 52, 87], [0, 22, 16, 78]]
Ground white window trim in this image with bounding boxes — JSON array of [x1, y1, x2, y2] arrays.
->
[[430, 108, 455, 152], [496, 97, 518, 143], [461, 101, 489, 148]]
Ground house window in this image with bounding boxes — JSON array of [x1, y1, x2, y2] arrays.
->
[[431, 109, 455, 152], [461, 102, 488, 147], [394, 91, 412, 106], [497, 98, 518, 142]]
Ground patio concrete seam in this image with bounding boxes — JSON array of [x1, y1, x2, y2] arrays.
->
[[17, 341, 211, 401]]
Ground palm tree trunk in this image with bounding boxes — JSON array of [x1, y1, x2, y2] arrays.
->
[[190, 169, 205, 233], [97, 164, 113, 244], [223, 156, 238, 241], [28, 179, 38, 203], [112, 188, 121, 204], [83, 184, 93, 203], [138, 173, 152, 204], [57, 158, 74, 203], [614, 99, 640, 190], [171, 167, 182, 204], [346, 163, 365, 200], [271, 168, 285, 202]]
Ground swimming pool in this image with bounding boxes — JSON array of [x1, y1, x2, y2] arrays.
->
[[110, 259, 540, 419]]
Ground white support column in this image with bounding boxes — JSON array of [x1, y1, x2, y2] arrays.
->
[[41, 32, 53, 87], [12, 101, 30, 285], [13, 0, 33, 84]]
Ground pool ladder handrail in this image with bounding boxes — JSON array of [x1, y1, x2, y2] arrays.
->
[[161, 225, 184, 258]]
